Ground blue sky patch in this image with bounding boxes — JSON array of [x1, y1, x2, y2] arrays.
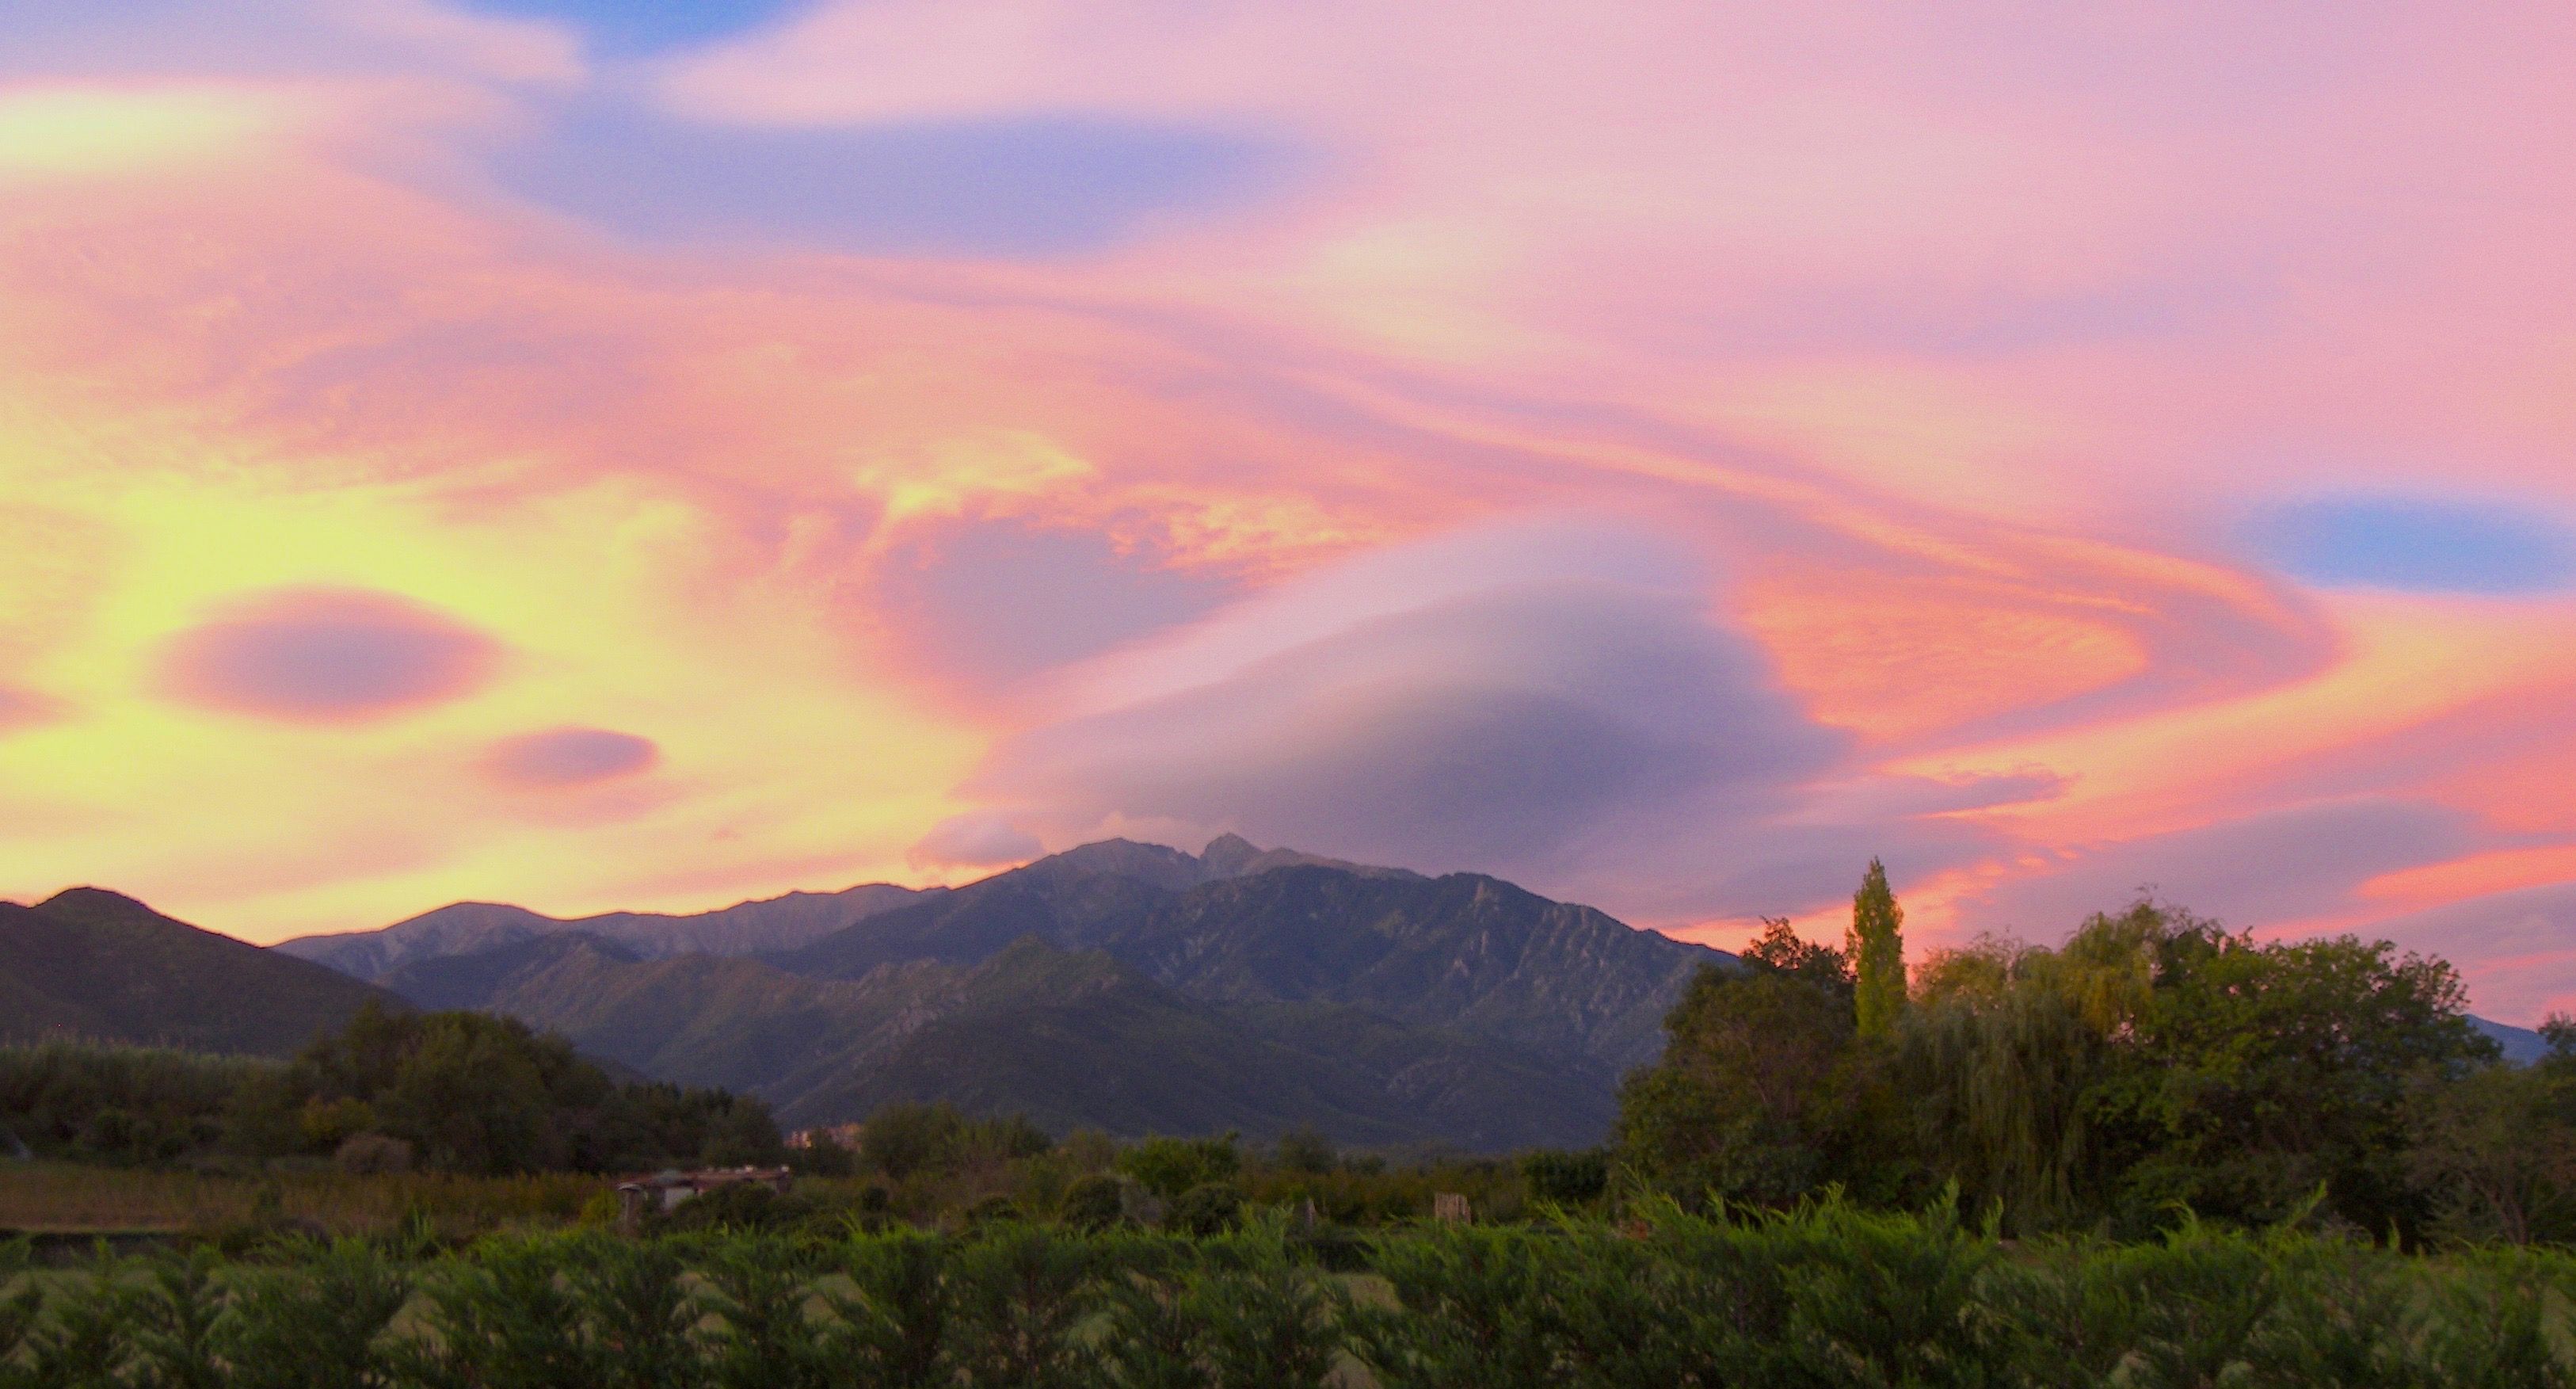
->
[[463, 0, 803, 56], [490, 99, 1295, 258], [2246, 494, 2576, 594]]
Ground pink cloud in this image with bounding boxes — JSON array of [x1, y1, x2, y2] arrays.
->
[[482, 727, 659, 788], [158, 588, 501, 723], [0, 685, 59, 735], [911, 810, 1042, 868]]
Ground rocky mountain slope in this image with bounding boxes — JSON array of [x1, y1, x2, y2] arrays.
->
[[310, 835, 1727, 1147]]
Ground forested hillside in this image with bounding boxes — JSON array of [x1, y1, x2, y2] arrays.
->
[[0, 889, 399, 1055]]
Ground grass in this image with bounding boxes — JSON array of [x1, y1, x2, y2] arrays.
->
[[0, 1162, 604, 1240]]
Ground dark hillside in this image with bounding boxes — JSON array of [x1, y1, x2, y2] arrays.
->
[[0, 889, 402, 1055]]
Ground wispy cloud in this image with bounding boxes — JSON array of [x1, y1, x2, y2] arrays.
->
[[2, 2, 2574, 1022]]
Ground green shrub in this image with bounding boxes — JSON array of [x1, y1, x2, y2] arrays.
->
[[566, 1234, 699, 1389], [944, 1225, 1096, 1388], [1519, 1149, 1608, 1207], [216, 1239, 410, 1389], [824, 1230, 953, 1387], [1059, 1173, 1127, 1232], [1169, 1182, 1244, 1237], [1118, 1135, 1241, 1200]]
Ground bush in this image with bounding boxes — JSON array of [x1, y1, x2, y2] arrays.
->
[[788, 1131, 856, 1178], [656, 1181, 807, 1234], [1117, 1135, 1241, 1199], [1277, 1125, 1338, 1174], [1171, 1181, 1245, 1237], [334, 1131, 413, 1175], [1059, 1173, 1127, 1231], [1520, 1148, 1609, 1207], [5, 1204, 2575, 1386]]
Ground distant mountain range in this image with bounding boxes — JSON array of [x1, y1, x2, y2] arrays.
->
[[267, 835, 1723, 1148], [0, 889, 398, 1055], [274, 882, 941, 980], [19, 838, 2548, 1150]]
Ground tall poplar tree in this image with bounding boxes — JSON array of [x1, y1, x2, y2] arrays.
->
[[1848, 858, 1907, 1038]]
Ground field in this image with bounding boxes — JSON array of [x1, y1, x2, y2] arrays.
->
[[0, 1162, 609, 1245], [3, 1198, 2572, 1387]]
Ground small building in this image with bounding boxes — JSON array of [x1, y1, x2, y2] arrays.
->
[[615, 1166, 793, 1229]]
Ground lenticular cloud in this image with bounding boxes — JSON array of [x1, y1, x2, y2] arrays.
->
[[483, 727, 661, 788], [970, 519, 1846, 882], [158, 589, 501, 723]]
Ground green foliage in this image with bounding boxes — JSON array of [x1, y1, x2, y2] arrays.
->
[[394, 1236, 600, 1389], [0, 1005, 779, 1177], [17, 1256, 124, 1389], [859, 1101, 1050, 1182], [0, 1044, 258, 1165], [823, 1230, 953, 1386], [1116, 1134, 1241, 1200], [2407, 1015, 2576, 1244], [1847, 858, 1907, 1038], [943, 1224, 1097, 1387], [1272, 1124, 1336, 1175], [694, 1239, 829, 1389], [1743, 914, 1854, 998], [653, 1182, 806, 1235], [0, 1215, 2571, 1386], [123, 1247, 227, 1389], [1628, 890, 2514, 1238], [566, 1234, 699, 1389], [217, 1239, 410, 1389], [1059, 1173, 1129, 1231], [1169, 1182, 1244, 1237], [1614, 964, 1865, 1206], [1519, 1149, 1609, 1207], [786, 1130, 855, 1177]]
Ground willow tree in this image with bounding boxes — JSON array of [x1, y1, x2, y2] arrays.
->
[[1847, 860, 1907, 1038]]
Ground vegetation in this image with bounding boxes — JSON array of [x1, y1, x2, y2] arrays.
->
[[1617, 872, 2566, 1247], [1, 890, 394, 1057], [1, 1004, 779, 1177], [1846, 859, 1906, 1039], [2, 1206, 2572, 1387]]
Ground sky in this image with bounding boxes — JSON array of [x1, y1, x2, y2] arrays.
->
[[5, 2, 2576, 1024]]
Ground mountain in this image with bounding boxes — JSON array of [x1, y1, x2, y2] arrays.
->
[[276, 881, 939, 983], [0, 888, 402, 1055], [2475, 1016, 2551, 1065], [775, 841, 1709, 1077], [333, 836, 1720, 1148], [383, 926, 1611, 1147]]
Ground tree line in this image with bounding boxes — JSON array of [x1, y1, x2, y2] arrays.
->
[[1617, 860, 2574, 1244], [0, 1004, 782, 1177]]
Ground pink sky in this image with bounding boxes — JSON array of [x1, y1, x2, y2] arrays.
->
[[4, 1, 2575, 1022]]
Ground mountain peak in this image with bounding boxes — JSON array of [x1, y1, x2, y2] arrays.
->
[[35, 886, 155, 915], [1198, 833, 1264, 875]]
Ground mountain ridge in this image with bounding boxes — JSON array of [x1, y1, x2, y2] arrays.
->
[[1, 887, 402, 1055], [276, 881, 942, 982]]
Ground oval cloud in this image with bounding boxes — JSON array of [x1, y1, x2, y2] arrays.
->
[[483, 727, 660, 788], [158, 589, 501, 723]]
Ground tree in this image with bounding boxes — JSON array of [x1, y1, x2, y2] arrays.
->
[[1117, 1134, 1242, 1199], [1901, 900, 2498, 1238], [2102, 919, 2494, 1235], [1742, 917, 1853, 998], [2405, 1043, 2576, 1245], [1848, 860, 1907, 1038], [1615, 965, 1859, 1206], [1275, 1124, 1337, 1175]]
